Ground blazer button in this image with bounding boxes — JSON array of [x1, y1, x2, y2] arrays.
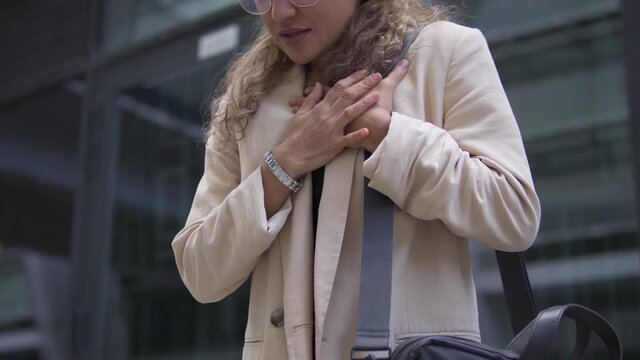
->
[[270, 308, 285, 327]]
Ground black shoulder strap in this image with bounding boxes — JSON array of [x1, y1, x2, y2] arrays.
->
[[496, 251, 538, 335], [506, 304, 622, 360]]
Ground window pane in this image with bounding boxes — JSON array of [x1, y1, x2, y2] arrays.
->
[[471, 8, 639, 359], [0, 252, 33, 332], [0, 81, 82, 359], [0, 82, 83, 256], [108, 57, 247, 359], [458, 0, 620, 32], [101, 0, 237, 52]]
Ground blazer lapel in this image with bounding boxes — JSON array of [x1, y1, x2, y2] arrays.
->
[[251, 64, 317, 359], [314, 148, 359, 353], [251, 64, 360, 357], [243, 64, 306, 165], [279, 173, 315, 360]]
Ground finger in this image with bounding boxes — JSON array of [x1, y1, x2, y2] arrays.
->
[[332, 72, 382, 111], [289, 96, 303, 106], [323, 69, 369, 104], [384, 59, 409, 87], [289, 97, 304, 109], [303, 86, 315, 96], [339, 128, 369, 149], [338, 91, 381, 126], [298, 82, 323, 113], [304, 85, 329, 96], [291, 106, 300, 113]]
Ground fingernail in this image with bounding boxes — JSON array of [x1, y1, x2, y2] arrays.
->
[[399, 59, 409, 69]]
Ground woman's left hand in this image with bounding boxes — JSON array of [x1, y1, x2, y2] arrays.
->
[[289, 59, 409, 153]]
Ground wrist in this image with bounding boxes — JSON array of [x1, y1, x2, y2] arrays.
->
[[272, 145, 305, 179], [264, 150, 303, 193], [365, 113, 391, 153]]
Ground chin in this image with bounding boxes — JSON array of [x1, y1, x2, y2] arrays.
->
[[281, 49, 318, 66], [285, 54, 313, 65]]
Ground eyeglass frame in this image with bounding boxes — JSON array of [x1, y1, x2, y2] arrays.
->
[[238, 0, 321, 15]]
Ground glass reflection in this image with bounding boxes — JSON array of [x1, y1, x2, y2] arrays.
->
[[469, 5, 638, 358], [101, 0, 237, 52], [109, 60, 248, 359]]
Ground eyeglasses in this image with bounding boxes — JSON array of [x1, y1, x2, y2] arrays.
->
[[238, 0, 320, 15]]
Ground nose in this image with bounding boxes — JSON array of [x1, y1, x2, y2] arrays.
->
[[270, 0, 296, 22]]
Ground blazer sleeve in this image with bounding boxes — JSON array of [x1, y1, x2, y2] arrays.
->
[[363, 27, 541, 251], [171, 126, 293, 303]]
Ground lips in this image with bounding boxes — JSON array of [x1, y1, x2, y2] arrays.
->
[[278, 27, 311, 45], [279, 27, 310, 37]]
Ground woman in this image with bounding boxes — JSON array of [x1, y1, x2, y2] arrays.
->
[[171, 0, 541, 359]]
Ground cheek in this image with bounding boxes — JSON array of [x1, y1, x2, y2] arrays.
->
[[321, 25, 346, 49], [320, 8, 356, 45]]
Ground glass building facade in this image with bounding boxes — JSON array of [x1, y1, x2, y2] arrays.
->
[[464, 1, 640, 358], [0, 0, 638, 359]]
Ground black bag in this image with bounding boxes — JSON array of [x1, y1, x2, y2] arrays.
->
[[391, 336, 519, 359], [389, 304, 622, 360]]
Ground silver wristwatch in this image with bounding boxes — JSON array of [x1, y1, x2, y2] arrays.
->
[[263, 151, 303, 192]]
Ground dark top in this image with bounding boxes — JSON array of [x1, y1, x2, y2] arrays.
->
[[311, 166, 325, 237]]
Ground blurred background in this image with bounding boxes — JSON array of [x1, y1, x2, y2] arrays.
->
[[0, 0, 639, 359]]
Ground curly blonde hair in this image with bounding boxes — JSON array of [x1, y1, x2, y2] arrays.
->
[[207, 0, 453, 145]]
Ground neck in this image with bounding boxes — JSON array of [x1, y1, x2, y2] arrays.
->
[[304, 64, 321, 88]]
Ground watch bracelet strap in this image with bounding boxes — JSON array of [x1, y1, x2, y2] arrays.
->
[[263, 151, 303, 192]]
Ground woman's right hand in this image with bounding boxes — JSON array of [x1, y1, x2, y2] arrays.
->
[[272, 69, 382, 179]]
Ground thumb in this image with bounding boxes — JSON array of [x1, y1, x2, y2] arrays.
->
[[385, 59, 409, 87]]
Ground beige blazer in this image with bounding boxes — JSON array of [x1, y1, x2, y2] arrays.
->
[[172, 21, 541, 360]]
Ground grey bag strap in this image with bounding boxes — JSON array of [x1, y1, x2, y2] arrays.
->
[[351, 26, 424, 360], [380, 25, 423, 77], [351, 177, 395, 360]]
